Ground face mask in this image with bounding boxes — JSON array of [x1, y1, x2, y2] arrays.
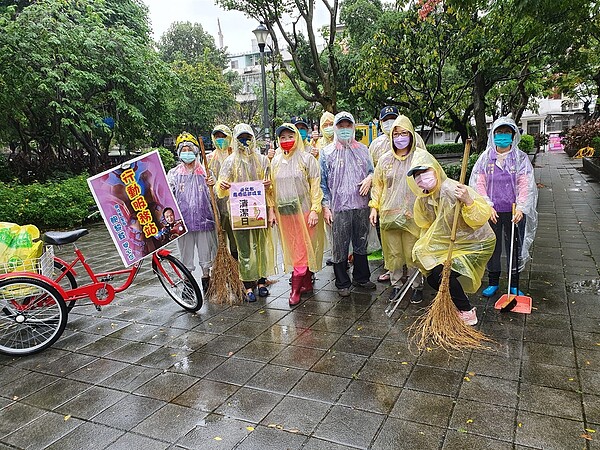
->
[[279, 140, 295, 152], [215, 137, 228, 150], [494, 133, 513, 148], [322, 126, 334, 138], [415, 171, 437, 191], [299, 129, 308, 140], [179, 151, 196, 164], [393, 135, 411, 150], [381, 119, 395, 134], [336, 128, 353, 142], [238, 137, 251, 147]]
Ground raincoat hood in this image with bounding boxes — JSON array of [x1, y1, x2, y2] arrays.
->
[[276, 123, 304, 158], [320, 111, 335, 130], [389, 115, 427, 161], [487, 116, 522, 152], [407, 151, 446, 198], [232, 123, 257, 155], [211, 124, 232, 151]]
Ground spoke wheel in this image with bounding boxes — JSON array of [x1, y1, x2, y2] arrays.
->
[[0, 277, 68, 356], [53, 260, 77, 312], [152, 254, 202, 312]]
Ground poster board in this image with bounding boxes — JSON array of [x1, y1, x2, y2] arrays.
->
[[229, 181, 267, 230], [87, 150, 186, 266]]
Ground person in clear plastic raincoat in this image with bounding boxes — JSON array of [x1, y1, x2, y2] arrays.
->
[[167, 132, 217, 292], [408, 151, 496, 326], [272, 123, 325, 306], [216, 124, 276, 302], [320, 111, 375, 297], [369, 106, 399, 168], [209, 124, 237, 259], [369, 115, 427, 304], [469, 117, 538, 298]]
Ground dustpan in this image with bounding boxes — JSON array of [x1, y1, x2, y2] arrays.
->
[[494, 204, 532, 314]]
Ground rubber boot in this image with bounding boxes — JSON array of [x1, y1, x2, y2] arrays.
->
[[289, 274, 302, 306], [301, 270, 314, 295]]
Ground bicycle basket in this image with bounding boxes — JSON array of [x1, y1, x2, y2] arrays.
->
[[0, 245, 54, 278]]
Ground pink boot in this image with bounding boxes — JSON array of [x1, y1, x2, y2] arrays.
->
[[289, 274, 302, 306], [300, 270, 314, 295]]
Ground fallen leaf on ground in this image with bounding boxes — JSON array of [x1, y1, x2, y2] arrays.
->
[[466, 419, 473, 424], [585, 428, 596, 433], [214, 437, 222, 441], [64, 415, 71, 421], [581, 433, 593, 441], [246, 426, 255, 431]]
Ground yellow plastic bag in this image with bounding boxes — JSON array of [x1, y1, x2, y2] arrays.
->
[[0, 223, 43, 273]]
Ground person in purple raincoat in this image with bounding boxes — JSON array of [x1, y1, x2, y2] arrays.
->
[[469, 117, 538, 297], [321, 111, 376, 297], [167, 132, 217, 292]]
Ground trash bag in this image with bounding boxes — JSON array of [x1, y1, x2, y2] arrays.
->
[[0, 222, 43, 273]]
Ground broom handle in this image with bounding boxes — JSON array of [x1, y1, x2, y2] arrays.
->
[[506, 203, 516, 296], [198, 138, 222, 231], [445, 139, 472, 262]]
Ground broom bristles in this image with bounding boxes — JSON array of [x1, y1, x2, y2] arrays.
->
[[408, 260, 492, 352], [206, 229, 246, 305]]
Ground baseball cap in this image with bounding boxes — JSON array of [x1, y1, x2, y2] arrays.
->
[[379, 106, 399, 120], [407, 166, 429, 177], [334, 111, 355, 126], [290, 116, 308, 128], [275, 124, 296, 137]]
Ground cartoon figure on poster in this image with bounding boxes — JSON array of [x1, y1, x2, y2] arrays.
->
[[88, 150, 187, 266], [229, 181, 267, 229]]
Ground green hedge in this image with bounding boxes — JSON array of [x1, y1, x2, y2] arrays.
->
[[519, 134, 535, 154], [426, 142, 464, 155], [440, 153, 480, 182], [0, 174, 95, 230]]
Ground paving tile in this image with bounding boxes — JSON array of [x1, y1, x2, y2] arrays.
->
[[234, 424, 306, 449], [197, 334, 251, 357], [416, 347, 470, 372], [78, 336, 129, 357], [256, 324, 307, 344], [245, 308, 290, 325], [573, 330, 600, 350], [92, 394, 165, 431], [442, 429, 513, 450], [134, 371, 197, 401], [1, 371, 60, 401], [261, 396, 330, 435], [289, 372, 351, 404], [55, 385, 127, 420], [276, 311, 321, 329], [104, 341, 161, 363], [66, 357, 129, 384], [458, 374, 518, 409], [310, 316, 355, 334], [163, 330, 216, 350], [270, 345, 326, 369], [519, 383, 583, 421], [245, 363, 305, 394], [311, 350, 367, 378], [467, 352, 521, 381], [214, 386, 282, 423], [515, 410, 586, 449], [313, 405, 385, 449], [0, 366, 29, 388], [204, 357, 265, 386], [406, 365, 463, 397], [170, 351, 227, 377], [35, 352, 98, 376], [99, 364, 163, 392], [389, 389, 454, 428], [301, 437, 358, 450], [106, 433, 169, 450], [292, 329, 341, 350], [234, 341, 287, 362], [175, 414, 252, 449], [521, 361, 579, 391], [223, 320, 272, 339], [371, 417, 445, 450], [22, 378, 91, 410], [172, 379, 239, 412], [522, 342, 576, 367], [583, 393, 600, 424], [45, 421, 124, 450], [337, 380, 400, 414], [331, 334, 381, 356], [357, 357, 412, 387], [372, 339, 419, 362], [132, 403, 207, 443], [3, 411, 83, 450], [449, 398, 515, 440], [0, 402, 47, 438], [580, 368, 600, 395]]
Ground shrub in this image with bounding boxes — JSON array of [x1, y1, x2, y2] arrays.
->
[[519, 134, 535, 154], [0, 174, 95, 230], [143, 147, 176, 171], [561, 119, 600, 157], [591, 136, 600, 151], [427, 143, 464, 155], [440, 153, 480, 182]]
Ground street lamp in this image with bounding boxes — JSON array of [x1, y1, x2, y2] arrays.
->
[[253, 23, 270, 147]]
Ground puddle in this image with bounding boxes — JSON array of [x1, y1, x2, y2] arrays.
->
[[566, 279, 600, 295]]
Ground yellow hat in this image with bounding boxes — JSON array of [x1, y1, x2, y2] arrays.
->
[[175, 131, 199, 148]]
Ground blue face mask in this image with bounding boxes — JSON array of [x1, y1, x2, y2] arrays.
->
[[336, 128, 353, 141], [299, 129, 308, 140], [214, 137, 228, 150], [494, 133, 513, 148], [238, 137, 251, 147], [179, 151, 196, 163]]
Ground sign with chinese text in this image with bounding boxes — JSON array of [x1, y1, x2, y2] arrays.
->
[[229, 181, 267, 230], [87, 151, 187, 266]]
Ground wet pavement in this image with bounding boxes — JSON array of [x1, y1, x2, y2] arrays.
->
[[0, 151, 598, 449]]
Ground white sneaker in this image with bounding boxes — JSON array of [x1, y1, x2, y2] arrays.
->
[[458, 307, 478, 326]]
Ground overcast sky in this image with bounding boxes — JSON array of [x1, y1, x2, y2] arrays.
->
[[142, 0, 331, 55]]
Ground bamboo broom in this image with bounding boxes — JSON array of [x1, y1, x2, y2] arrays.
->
[[409, 139, 492, 352], [198, 139, 246, 305]]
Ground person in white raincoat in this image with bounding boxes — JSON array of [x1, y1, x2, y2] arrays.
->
[[320, 111, 375, 297], [369, 115, 427, 303], [408, 151, 496, 326], [216, 124, 276, 302], [469, 117, 538, 297], [272, 123, 325, 306]]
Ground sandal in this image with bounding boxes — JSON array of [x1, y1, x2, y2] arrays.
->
[[257, 285, 269, 297], [377, 271, 391, 282]]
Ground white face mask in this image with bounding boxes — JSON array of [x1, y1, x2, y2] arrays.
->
[[381, 119, 395, 134]]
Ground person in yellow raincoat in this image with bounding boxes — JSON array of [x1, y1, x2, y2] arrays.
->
[[208, 124, 237, 259], [312, 111, 335, 159], [407, 151, 496, 326], [216, 124, 276, 302], [369, 115, 427, 303], [272, 123, 325, 306], [369, 106, 399, 168]]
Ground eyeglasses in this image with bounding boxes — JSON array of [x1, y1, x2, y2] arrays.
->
[[392, 131, 410, 137]]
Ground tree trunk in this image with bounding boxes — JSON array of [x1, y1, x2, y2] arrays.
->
[[472, 69, 488, 152], [591, 71, 600, 120]]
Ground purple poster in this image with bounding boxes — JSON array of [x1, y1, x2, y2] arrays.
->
[[87, 151, 187, 267]]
